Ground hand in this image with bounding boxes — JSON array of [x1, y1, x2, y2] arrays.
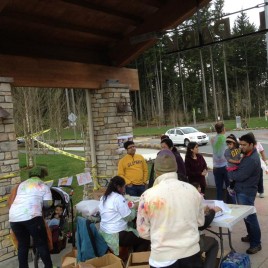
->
[[201, 169, 208, 176], [265, 160, 268, 166], [204, 206, 210, 215], [213, 206, 222, 213]]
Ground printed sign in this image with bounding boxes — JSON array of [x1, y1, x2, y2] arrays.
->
[[58, 176, 73, 187], [76, 172, 92, 186]]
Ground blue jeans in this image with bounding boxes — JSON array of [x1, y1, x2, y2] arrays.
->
[[213, 166, 230, 201], [236, 193, 261, 248], [10, 216, 53, 268], [125, 185, 145, 197], [258, 168, 264, 194]]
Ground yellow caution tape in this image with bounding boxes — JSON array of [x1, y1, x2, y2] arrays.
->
[[0, 196, 8, 203], [0, 173, 19, 180], [31, 129, 51, 138], [17, 129, 51, 140], [34, 139, 86, 161]]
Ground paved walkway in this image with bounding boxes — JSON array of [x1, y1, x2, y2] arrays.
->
[[3, 150, 268, 267]]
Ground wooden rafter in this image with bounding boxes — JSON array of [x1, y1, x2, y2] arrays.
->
[[134, 0, 164, 8], [0, 0, 9, 13], [1, 10, 122, 41], [63, 0, 143, 26], [109, 0, 211, 66]]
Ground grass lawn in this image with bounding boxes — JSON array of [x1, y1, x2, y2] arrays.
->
[[133, 117, 268, 136], [19, 153, 85, 205], [38, 117, 267, 139], [18, 153, 154, 205]]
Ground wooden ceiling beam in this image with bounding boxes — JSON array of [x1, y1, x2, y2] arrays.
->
[[0, 0, 9, 13], [134, 0, 164, 9], [63, 0, 143, 26], [0, 34, 108, 65], [109, 0, 211, 67], [0, 54, 139, 90], [2, 10, 122, 40]]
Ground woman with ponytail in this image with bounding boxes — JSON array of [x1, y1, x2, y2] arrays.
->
[[99, 176, 150, 256]]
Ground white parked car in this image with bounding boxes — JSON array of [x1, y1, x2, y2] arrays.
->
[[165, 127, 209, 147]]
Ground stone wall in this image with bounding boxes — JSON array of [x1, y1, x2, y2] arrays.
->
[[0, 79, 20, 261], [84, 84, 133, 199]]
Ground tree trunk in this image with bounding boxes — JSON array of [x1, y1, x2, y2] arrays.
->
[[199, 49, 208, 118], [223, 44, 230, 117], [210, 47, 218, 121]]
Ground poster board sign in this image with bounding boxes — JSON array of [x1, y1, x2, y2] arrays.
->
[[77, 172, 92, 186], [58, 176, 73, 187]]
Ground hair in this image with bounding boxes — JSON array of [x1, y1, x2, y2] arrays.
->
[[239, 133, 256, 146], [124, 140, 134, 150], [50, 204, 64, 221], [226, 134, 239, 148], [54, 204, 63, 210], [214, 121, 224, 134], [160, 138, 178, 153], [160, 134, 169, 141], [191, 182, 201, 190], [247, 132, 257, 145], [103, 176, 125, 202], [29, 166, 48, 179], [185, 142, 198, 159]]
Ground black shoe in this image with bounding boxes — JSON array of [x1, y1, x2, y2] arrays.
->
[[246, 245, 262, 254], [241, 235, 250, 242]]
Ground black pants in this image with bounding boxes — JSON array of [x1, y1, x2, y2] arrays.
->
[[119, 231, 150, 252], [199, 235, 219, 268], [10, 216, 53, 268], [150, 252, 203, 268]]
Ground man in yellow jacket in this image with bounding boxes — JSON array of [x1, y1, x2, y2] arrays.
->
[[118, 141, 148, 196]]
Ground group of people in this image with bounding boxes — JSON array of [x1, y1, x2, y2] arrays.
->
[[99, 122, 267, 268], [101, 140, 219, 268], [211, 122, 265, 255], [8, 122, 267, 268]]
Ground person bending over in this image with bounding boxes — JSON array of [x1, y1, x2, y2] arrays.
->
[[9, 166, 53, 268]]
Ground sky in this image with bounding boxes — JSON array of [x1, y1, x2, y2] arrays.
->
[[223, 0, 263, 28]]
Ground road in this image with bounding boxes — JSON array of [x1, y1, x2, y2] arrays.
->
[[137, 129, 268, 155]]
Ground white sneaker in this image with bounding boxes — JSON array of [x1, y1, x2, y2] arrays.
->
[[259, 193, 264, 198]]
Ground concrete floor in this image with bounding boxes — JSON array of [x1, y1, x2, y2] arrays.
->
[[2, 168, 268, 268]]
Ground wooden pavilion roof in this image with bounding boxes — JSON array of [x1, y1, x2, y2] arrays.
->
[[0, 0, 211, 89], [0, 0, 211, 67]]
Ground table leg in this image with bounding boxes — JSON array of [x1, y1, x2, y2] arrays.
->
[[218, 227, 224, 268], [227, 229, 236, 252]]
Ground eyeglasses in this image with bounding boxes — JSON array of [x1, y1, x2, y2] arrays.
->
[[127, 145, 136, 149]]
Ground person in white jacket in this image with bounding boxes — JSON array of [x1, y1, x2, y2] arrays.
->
[[137, 149, 204, 268]]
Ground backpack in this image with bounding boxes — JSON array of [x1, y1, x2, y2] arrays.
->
[[221, 252, 251, 268], [76, 216, 109, 262]]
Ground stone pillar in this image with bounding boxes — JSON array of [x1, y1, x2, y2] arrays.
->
[[83, 84, 133, 199], [0, 77, 20, 261]]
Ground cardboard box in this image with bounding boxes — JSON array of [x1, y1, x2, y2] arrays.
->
[[126, 251, 150, 268], [62, 248, 77, 268], [92, 188, 106, 201], [78, 253, 124, 268]]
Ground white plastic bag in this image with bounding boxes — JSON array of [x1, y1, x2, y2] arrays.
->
[[75, 200, 100, 217]]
